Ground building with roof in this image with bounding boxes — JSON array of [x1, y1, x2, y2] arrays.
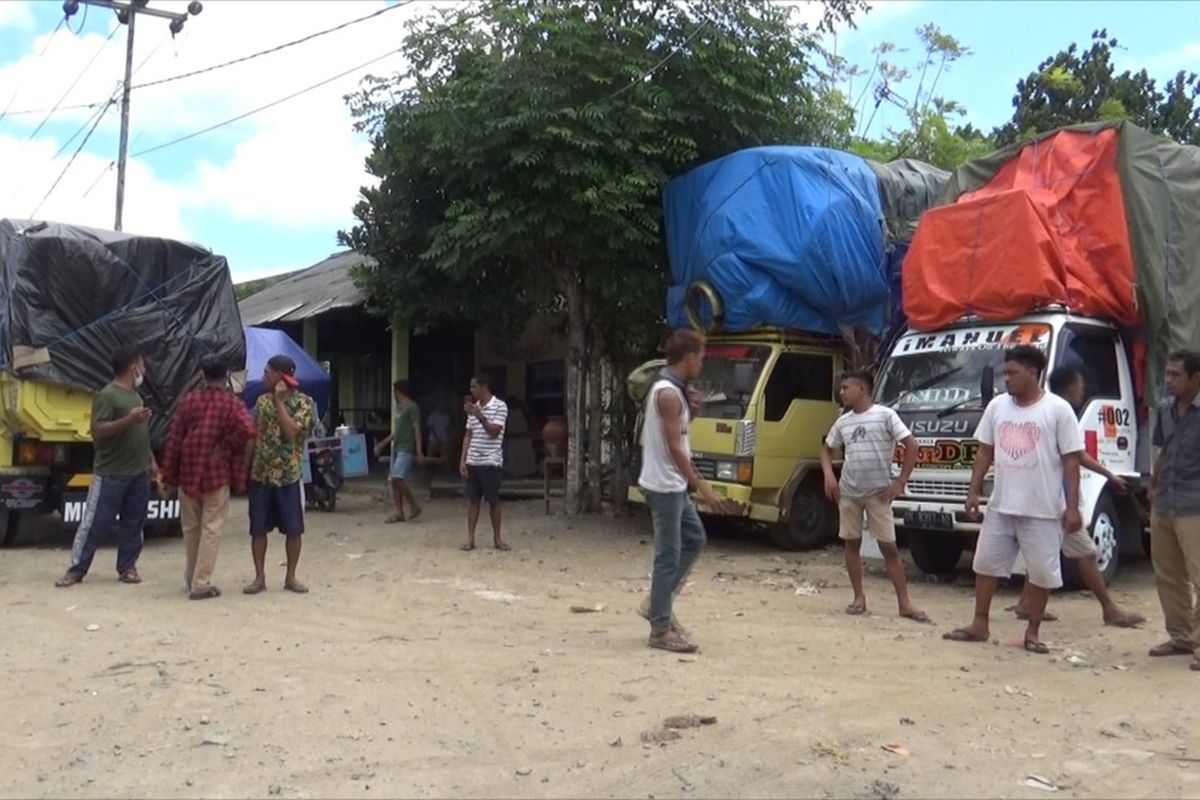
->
[[237, 251, 565, 479]]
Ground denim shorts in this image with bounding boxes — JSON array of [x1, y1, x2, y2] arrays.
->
[[390, 451, 414, 480]]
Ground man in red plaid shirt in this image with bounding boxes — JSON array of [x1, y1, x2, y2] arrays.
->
[[162, 356, 257, 600]]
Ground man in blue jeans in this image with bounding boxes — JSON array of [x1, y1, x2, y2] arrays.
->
[[56, 346, 161, 587], [637, 330, 737, 653]]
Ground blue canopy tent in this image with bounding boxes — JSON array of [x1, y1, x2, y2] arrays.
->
[[242, 326, 331, 419]]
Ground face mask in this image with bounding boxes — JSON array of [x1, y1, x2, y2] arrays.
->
[[134, 368, 145, 388]]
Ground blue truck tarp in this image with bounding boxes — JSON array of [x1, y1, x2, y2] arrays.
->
[[242, 326, 331, 419], [663, 147, 947, 336]]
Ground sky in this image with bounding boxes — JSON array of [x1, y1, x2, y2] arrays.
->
[[1, 0, 1197, 283]]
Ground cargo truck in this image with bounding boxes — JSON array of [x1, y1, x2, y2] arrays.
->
[[0, 219, 245, 546]]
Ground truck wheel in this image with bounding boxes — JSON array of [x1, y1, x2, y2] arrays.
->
[[908, 529, 964, 575], [1063, 493, 1121, 589], [768, 482, 834, 551]]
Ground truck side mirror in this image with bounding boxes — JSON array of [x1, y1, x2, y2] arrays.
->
[[981, 365, 995, 406]]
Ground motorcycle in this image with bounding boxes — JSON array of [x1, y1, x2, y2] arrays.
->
[[305, 445, 342, 512]]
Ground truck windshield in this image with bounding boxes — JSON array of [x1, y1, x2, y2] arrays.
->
[[694, 344, 770, 420], [876, 324, 1052, 413]]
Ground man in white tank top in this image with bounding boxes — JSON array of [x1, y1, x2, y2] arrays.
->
[[638, 329, 737, 653]]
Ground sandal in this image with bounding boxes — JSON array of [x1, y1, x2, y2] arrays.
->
[[460, 543, 476, 552], [901, 609, 934, 625], [1103, 611, 1146, 629], [637, 602, 690, 637], [846, 601, 868, 616], [649, 631, 699, 654], [384, 515, 406, 524], [188, 586, 221, 601], [119, 570, 143, 584], [942, 627, 988, 643], [494, 541, 512, 552], [55, 571, 82, 588], [1149, 640, 1194, 657], [1023, 639, 1050, 655]]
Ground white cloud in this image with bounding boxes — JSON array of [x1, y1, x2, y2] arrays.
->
[[0, 1, 35, 31], [0, 1, 454, 238], [1133, 40, 1200, 75]]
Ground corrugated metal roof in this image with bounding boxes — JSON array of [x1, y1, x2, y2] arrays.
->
[[238, 250, 374, 324]]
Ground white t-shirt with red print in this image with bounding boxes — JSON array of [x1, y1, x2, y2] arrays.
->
[[974, 392, 1084, 520]]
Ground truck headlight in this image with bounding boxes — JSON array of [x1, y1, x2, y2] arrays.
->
[[716, 462, 737, 482]]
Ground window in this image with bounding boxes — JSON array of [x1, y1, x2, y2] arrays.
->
[[762, 353, 834, 422], [1055, 328, 1121, 404]]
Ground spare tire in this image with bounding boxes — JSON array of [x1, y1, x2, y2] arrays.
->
[[684, 281, 724, 334]]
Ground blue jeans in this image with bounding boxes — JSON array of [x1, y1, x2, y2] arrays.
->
[[67, 475, 150, 577], [645, 489, 707, 631]]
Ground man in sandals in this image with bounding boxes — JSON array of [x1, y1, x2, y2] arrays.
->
[[374, 380, 424, 524], [638, 330, 737, 654], [244, 355, 315, 595], [1147, 350, 1200, 670], [821, 369, 929, 624], [460, 374, 509, 552], [56, 346, 161, 588], [162, 355, 257, 600], [1007, 367, 1145, 628], [944, 345, 1083, 655]]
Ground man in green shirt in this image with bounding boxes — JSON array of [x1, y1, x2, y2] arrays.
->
[[56, 346, 161, 587], [374, 380, 424, 523]]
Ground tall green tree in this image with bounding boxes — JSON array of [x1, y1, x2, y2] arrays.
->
[[994, 29, 1200, 145], [341, 0, 865, 513]]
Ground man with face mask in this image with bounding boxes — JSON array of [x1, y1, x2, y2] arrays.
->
[[56, 346, 160, 587]]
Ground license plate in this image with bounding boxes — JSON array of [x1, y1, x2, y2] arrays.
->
[[903, 510, 954, 530]]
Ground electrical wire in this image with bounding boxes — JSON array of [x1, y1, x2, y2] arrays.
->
[[52, 82, 122, 160], [130, 47, 405, 159], [0, 16, 68, 125], [596, 19, 710, 103], [67, 2, 88, 35], [29, 97, 117, 218], [129, 1, 414, 92], [15, 24, 120, 153]]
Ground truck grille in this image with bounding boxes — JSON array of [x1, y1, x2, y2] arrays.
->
[[692, 457, 716, 480], [905, 479, 969, 498]]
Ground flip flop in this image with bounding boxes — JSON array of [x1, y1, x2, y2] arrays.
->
[[1104, 612, 1146, 628], [284, 581, 309, 594], [901, 609, 934, 625], [845, 602, 868, 616], [1149, 640, 1194, 657], [943, 628, 988, 643], [459, 543, 476, 552], [1024, 639, 1050, 655], [243, 582, 267, 595], [384, 515, 405, 524], [494, 542, 512, 552], [188, 586, 221, 600], [1006, 605, 1059, 622], [55, 572, 82, 588], [119, 571, 142, 584]]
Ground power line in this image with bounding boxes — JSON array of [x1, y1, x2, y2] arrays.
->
[[29, 97, 118, 219], [130, 47, 404, 159], [0, 16, 68, 125], [598, 19, 710, 103], [52, 83, 122, 160], [129, 1, 414, 92], [15, 25, 120, 153]]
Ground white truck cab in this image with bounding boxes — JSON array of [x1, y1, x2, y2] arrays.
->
[[872, 311, 1149, 584]]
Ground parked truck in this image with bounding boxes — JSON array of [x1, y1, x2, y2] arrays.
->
[[875, 122, 1200, 584], [626, 147, 948, 550], [0, 219, 245, 546]]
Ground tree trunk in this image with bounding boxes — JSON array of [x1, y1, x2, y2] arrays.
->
[[585, 341, 604, 512], [563, 274, 588, 515]]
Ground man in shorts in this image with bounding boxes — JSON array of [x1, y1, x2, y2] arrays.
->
[[374, 379, 424, 523], [460, 374, 509, 551], [944, 345, 1083, 654], [244, 355, 315, 595], [821, 369, 929, 623], [1008, 367, 1145, 628]]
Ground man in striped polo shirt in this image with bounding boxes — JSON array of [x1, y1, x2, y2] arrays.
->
[[460, 374, 510, 551]]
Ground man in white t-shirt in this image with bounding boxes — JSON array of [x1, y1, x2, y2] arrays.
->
[[944, 345, 1084, 654], [821, 369, 928, 623], [460, 375, 509, 552]]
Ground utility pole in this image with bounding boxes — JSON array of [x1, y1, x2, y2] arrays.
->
[[63, 0, 202, 231]]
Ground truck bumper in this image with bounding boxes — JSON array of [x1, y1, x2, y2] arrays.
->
[[627, 485, 780, 524]]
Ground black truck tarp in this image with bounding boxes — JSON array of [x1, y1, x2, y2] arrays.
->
[[0, 218, 246, 443]]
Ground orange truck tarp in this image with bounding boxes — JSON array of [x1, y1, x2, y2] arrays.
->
[[902, 121, 1200, 399]]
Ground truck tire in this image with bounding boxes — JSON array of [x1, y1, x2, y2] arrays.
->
[[1063, 492, 1121, 589], [908, 529, 964, 575], [768, 482, 834, 551]]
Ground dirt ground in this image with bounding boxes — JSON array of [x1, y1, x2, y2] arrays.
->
[[2, 483, 1198, 800]]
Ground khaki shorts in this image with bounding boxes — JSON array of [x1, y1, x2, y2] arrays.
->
[[973, 512, 1063, 590], [839, 494, 896, 544], [1061, 527, 1098, 559]]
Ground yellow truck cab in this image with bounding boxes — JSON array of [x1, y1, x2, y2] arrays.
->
[[628, 329, 846, 550]]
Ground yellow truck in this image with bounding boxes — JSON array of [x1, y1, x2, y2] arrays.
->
[[0, 218, 244, 546], [627, 329, 846, 550]]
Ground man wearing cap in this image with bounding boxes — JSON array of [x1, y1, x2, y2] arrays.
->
[[244, 355, 315, 595], [162, 355, 257, 600]]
